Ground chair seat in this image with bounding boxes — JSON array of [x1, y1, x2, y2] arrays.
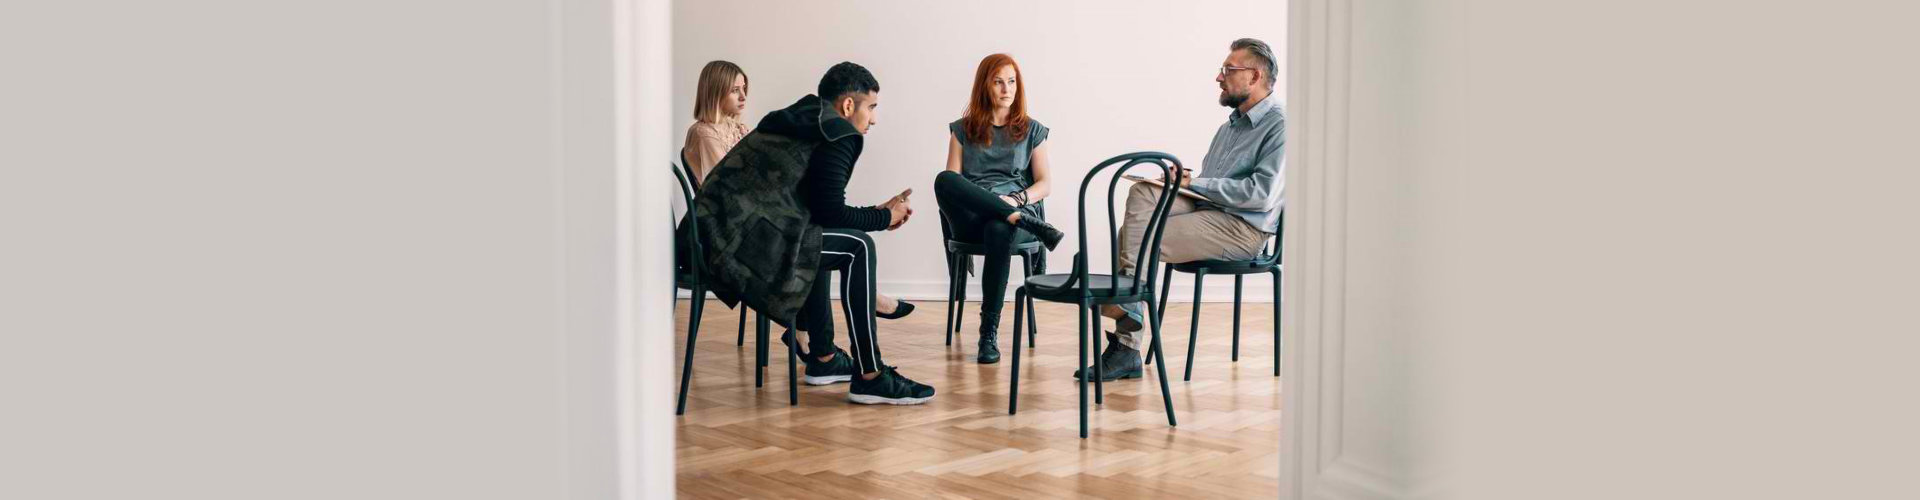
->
[[1169, 258, 1280, 275], [946, 238, 1047, 257], [1024, 273, 1148, 303]]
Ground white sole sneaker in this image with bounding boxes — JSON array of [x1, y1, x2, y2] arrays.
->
[[848, 393, 934, 405], [803, 374, 852, 386]]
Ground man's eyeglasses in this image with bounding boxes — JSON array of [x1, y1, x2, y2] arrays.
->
[[1218, 65, 1257, 77]]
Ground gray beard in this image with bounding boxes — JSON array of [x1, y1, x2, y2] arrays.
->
[[1219, 89, 1250, 108]]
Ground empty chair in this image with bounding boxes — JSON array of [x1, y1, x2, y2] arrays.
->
[[1008, 151, 1183, 439]]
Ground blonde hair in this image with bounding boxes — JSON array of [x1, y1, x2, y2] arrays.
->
[[692, 60, 748, 123]]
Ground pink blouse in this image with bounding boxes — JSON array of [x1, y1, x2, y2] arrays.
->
[[682, 120, 751, 184]]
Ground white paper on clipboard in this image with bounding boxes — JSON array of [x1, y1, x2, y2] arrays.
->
[[1121, 173, 1214, 203]]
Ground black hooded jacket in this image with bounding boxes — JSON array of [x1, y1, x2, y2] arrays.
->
[[685, 94, 885, 325]]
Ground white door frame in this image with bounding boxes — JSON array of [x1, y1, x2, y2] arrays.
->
[[613, 0, 676, 498], [1280, 0, 1403, 499]]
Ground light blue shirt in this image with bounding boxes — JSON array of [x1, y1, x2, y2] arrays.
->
[[1187, 95, 1285, 233]]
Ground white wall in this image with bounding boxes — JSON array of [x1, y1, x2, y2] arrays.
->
[[672, 0, 1286, 302], [1, 0, 642, 498], [1283, 1, 1920, 499]]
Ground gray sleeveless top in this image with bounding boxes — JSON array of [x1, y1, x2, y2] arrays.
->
[[949, 118, 1050, 196]]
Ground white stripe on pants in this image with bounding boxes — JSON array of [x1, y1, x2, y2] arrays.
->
[[805, 229, 882, 373]]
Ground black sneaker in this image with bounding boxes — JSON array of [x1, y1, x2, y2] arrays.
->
[[803, 347, 858, 386], [848, 367, 936, 405]]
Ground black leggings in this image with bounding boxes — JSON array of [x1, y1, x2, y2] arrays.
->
[[933, 171, 1038, 320]]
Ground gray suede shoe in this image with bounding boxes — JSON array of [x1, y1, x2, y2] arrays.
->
[[1072, 333, 1143, 381]]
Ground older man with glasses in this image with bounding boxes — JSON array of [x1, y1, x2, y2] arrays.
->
[[1077, 38, 1287, 382]]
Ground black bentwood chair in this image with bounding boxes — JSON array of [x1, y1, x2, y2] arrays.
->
[[676, 148, 761, 350], [680, 147, 760, 350], [672, 160, 798, 415], [939, 210, 1046, 348], [682, 147, 792, 386], [1007, 152, 1183, 439], [1156, 223, 1283, 380]]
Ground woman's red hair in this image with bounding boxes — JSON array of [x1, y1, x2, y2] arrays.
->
[[962, 53, 1028, 147]]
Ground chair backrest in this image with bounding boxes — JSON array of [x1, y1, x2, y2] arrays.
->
[[671, 159, 701, 279], [679, 147, 699, 191], [1065, 151, 1185, 298], [672, 160, 697, 203], [1253, 213, 1283, 268]]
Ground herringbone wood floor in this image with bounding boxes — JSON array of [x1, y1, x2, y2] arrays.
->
[[674, 297, 1283, 499]]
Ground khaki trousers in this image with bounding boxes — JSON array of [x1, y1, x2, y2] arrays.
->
[[1112, 183, 1270, 349]]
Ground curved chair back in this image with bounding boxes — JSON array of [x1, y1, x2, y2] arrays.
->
[[679, 147, 699, 191], [671, 160, 701, 281], [1253, 214, 1283, 268], [1065, 151, 1184, 299]]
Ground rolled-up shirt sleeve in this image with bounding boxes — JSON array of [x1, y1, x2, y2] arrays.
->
[[1189, 125, 1286, 211]]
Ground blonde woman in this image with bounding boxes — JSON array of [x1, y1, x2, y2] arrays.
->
[[683, 60, 751, 185]]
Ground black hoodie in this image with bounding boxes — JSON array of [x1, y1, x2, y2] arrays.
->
[[758, 94, 891, 232]]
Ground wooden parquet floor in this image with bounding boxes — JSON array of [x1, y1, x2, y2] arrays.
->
[[674, 298, 1283, 499]]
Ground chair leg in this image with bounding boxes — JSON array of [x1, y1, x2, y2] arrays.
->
[[1273, 267, 1283, 377], [1026, 289, 1038, 349], [945, 253, 959, 346], [1009, 287, 1025, 415], [1147, 291, 1177, 427], [953, 257, 969, 344], [676, 288, 707, 416], [1078, 299, 1090, 439], [1152, 265, 1173, 366], [786, 328, 798, 406], [736, 308, 747, 346], [754, 315, 767, 388], [1185, 270, 1207, 381], [1158, 265, 1173, 328], [1232, 274, 1243, 362], [1021, 253, 1037, 347], [1092, 310, 1104, 405]]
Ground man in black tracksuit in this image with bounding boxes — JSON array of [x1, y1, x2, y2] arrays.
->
[[768, 62, 935, 405]]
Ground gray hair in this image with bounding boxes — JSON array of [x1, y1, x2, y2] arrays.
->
[[1231, 38, 1278, 90]]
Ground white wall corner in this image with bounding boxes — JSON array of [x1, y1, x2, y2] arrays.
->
[[617, 0, 676, 498]]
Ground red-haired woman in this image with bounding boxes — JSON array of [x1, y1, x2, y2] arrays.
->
[[934, 53, 1066, 364]]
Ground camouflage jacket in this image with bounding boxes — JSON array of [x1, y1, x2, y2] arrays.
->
[[690, 95, 862, 326]]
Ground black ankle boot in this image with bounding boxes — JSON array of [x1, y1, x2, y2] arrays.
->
[[1013, 216, 1064, 250], [976, 312, 1002, 364]]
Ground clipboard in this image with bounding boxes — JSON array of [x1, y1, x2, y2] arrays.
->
[[1121, 173, 1214, 203]]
